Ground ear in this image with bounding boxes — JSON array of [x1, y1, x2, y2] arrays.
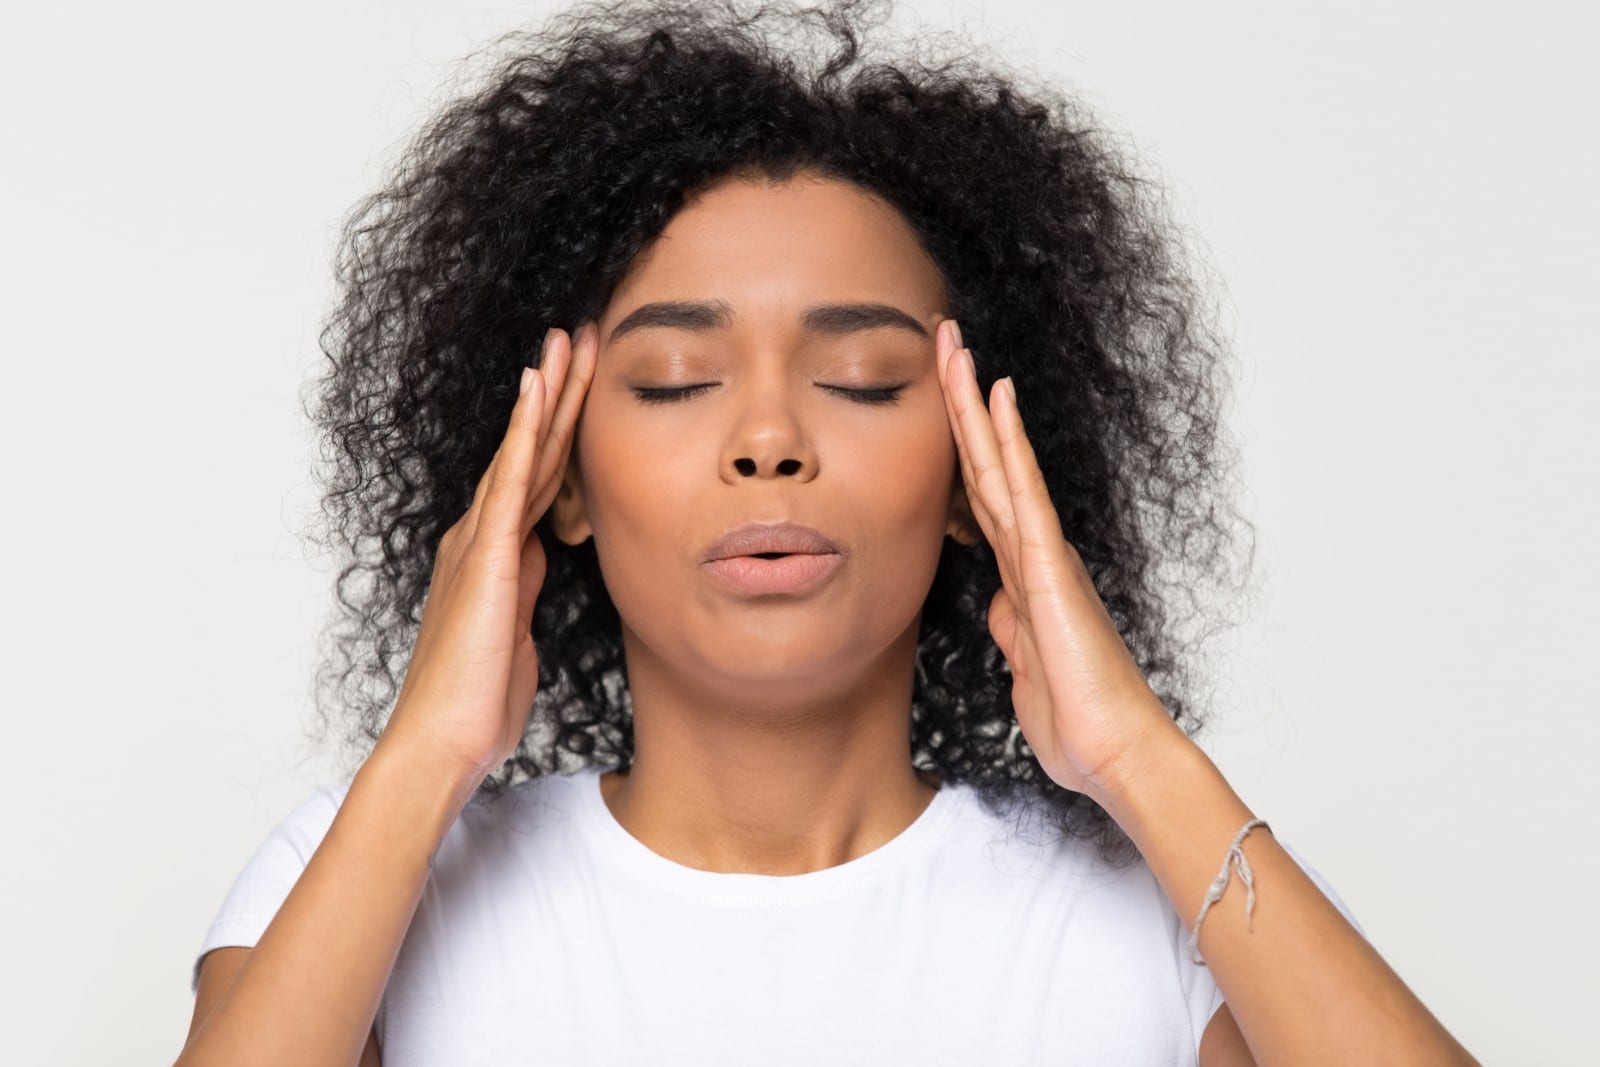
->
[[945, 476, 982, 547], [548, 452, 594, 546]]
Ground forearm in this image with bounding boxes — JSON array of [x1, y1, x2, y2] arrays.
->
[[177, 738, 479, 1067], [1095, 728, 1479, 1067]]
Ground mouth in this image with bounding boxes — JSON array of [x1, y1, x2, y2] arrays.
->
[[699, 520, 842, 563], [701, 550, 844, 596]]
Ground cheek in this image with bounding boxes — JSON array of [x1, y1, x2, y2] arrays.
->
[[571, 407, 689, 602], [575, 398, 691, 516], [835, 416, 957, 587], [841, 399, 956, 512]]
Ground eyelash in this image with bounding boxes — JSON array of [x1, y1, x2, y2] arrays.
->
[[631, 383, 908, 406]]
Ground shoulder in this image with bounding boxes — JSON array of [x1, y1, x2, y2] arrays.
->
[[430, 768, 594, 871], [920, 783, 1160, 918]]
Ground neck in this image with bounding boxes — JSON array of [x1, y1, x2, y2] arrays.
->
[[599, 617, 943, 876]]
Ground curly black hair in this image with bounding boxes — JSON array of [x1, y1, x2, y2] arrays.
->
[[299, 0, 1255, 868]]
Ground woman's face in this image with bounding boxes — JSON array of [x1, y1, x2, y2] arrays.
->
[[557, 172, 970, 693]]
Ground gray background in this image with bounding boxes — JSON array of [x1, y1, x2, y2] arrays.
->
[[3, 1, 1592, 1063]]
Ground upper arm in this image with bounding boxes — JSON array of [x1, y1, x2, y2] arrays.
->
[[1198, 1003, 1256, 1067], [187, 946, 383, 1066]]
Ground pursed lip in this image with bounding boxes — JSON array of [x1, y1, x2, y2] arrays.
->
[[699, 521, 842, 563]]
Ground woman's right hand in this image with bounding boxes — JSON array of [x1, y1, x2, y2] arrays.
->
[[377, 321, 599, 787]]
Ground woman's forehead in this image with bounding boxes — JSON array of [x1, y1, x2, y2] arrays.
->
[[600, 175, 947, 334]]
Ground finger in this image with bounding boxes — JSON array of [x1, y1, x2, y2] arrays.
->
[[936, 324, 1000, 540], [936, 332, 1026, 601], [518, 326, 569, 541], [515, 515, 549, 626], [535, 323, 595, 486], [935, 321, 971, 482], [460, 342, 544, 548], [991, 378, 1105, 614], [991, 377, 1069, 556], [534, 327, 571, 455], [526, 320, 598, 532], [457, 437, 504, 552], [943, 343, 1026, 596], [981, 379, 1050, 620], [479, 367, 546, 542], [987, 586, 1023, 666]]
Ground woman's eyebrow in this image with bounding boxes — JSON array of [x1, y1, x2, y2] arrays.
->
[[605, 299, 928, 345]]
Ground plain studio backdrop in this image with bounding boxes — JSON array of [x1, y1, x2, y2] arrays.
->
[[2, 1, 1593, 1063]]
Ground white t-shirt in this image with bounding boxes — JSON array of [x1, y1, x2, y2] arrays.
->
[[192, 765, 1364, 1065]]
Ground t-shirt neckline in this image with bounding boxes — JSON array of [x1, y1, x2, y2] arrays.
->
[[574, 765, 965, 903]]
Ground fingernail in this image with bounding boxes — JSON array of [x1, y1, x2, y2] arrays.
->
[[540, 328, 555, 361], [520, 367, 534, 396], [1001, 377, 1016, 406], [949, 319, 963, 349]]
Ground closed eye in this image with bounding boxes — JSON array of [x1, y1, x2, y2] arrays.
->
[[630, 383, 908, 405]]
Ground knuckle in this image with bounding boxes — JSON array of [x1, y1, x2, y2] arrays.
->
[[463, 537, 517, 577], [487, 460, 521, 496]]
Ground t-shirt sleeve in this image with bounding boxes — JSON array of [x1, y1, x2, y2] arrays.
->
[[189, 781, 351, 995], [1180, 836, 1366, 1054]]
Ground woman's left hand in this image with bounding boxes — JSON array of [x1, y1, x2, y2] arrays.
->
[[935, 319, 1188, 801]]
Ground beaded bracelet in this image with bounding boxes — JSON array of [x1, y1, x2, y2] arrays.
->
[[1187, 817, 1271, 967]]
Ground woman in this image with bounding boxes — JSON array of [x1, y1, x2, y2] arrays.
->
[[178, 1, 1478, 1063]]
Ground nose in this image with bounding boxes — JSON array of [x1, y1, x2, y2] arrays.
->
[[732, 455, 804, 477], [719, 382, 820, 483]]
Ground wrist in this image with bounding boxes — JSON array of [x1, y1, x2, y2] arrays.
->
[[1086, 719, 1211, 828], [365, 730, 488, 816]]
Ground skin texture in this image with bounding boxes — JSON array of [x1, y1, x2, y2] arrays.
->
[[548, 171, 978, 874]]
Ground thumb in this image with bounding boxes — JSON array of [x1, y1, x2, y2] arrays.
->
[[987, 587, 1021, 662], [515, 526, 549, 626]]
